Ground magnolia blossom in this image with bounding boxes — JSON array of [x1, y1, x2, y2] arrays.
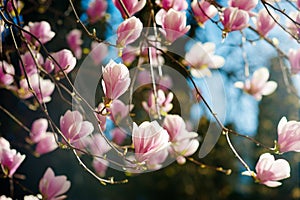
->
[[142, 89, 174, 118], [288, 48, 300, 74], [156, 9, 190, 44], [156, 0, 188, 11], [60, 110, 94, 144], [20, 51, 44, 76], [111, 127, 127, 145], [116, 16, 143, 48], [86, 134, 111, 177], [102, 60, 131, 101], [255, 9, 278, 37], [184, 42, 225, 77], [66, 29, 83, 59], [286, 11, 300, 39], [234, 67, 277, 100], [132, 121, 169, 169], [121, 45, 139, 65], [221, 7, 249, 33], [45, 49, 77, 74], [29, 118, 58, 155], [163, 114, 199, 164], [0, 148, 26, 178], [112, 0, 146, 18], [90, 42, 108, 65], [276, 117, 300, 153], [23, 21, 55, 46], [0, 61, 15, 86], [109, 99, 133, 125], [86, 0, 108, 24], [39, 168, 71, 200], [228, 0, 258, 11], [191, 0, 218, 26], [0, 196, 12, 200], [95, 102, 107, 132], [18, 73, 55, 103], [242, 153, 290, 187]]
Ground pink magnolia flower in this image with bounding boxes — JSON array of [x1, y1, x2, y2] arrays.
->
[[20, 51, 44, 76], [102, 59, 131, 101], [184, 42, 225, 77], [45, 49, 77, 74], [60, 110, 94, 144], [132, 121, 169, 169], [112, 0, 146, 18], [228, 0, 258, 11], [255, 9, 278, 37], [116, 16, 143, 48], [121, 45, 139, 65], [39, 167, 71, 200], [111, 127, 127, 145], [87, 134, 111, 176], [18, 73, 55, 103], [156, 9, 190, 44], [276, 117, 300, 153], [0, 137, 10, 150], [0, 61, 15, 86], [86, 0, 108, 24], [0, 148, 26, 178], [221, 7, 249, 33], [286, 11, 300, 39], [90, 42, 108, 65], [191, 0, 218, 27], [109, 99, 133, 125], [66, 29, 83, 59], [29, 118, 58, 155], [163, 114, 199, 164], [23, 21, 55, 46], [288, 48, 300, 74], [156, 0, 188, 11], [242, 153, 290, 187], [95, 103, 107, 132], [234, 67, 277, 100], [142, 89, 174, 118], [298, 0, 300, 8]]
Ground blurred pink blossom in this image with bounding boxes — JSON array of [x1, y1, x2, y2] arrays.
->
[[39, 167, 71, 200], [191, 0, 218, 27], [23, 21, 55, 46], [90, 42, 108, 65], [156, 9, 190, 44], [288, 48, 300, 74], [221, 7, 249, 33], [116, 16, 143, 48], [255, 9, 278, 37], [109, 99, 133, 125], [20, 51, 44, 76], [156, 0, 188, 11], [66, 29, 83, 59], [18, 73, 55, 103], [142, 89, 173, 118], [60, 110, 94, 144], [163, 114, 199, 164], [242, 153, 290, 187], [234, 67, 277, 100], [86, 0, 108, 24], [228, 0, 258, 11], [29, 118, 58, 155], [102, 60, 131, 101], [0, 148, 26, 178], [132, 121, 169, 169], [184, 42, 225, 77], [276, 117, 300, 153], [111, 128, 127, 145], [112, 0, 146, 18], [0, 61, 15, 86], [45, 49, 77, 74]]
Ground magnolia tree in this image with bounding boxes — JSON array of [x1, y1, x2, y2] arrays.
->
[[0, 0, 300, 199]]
